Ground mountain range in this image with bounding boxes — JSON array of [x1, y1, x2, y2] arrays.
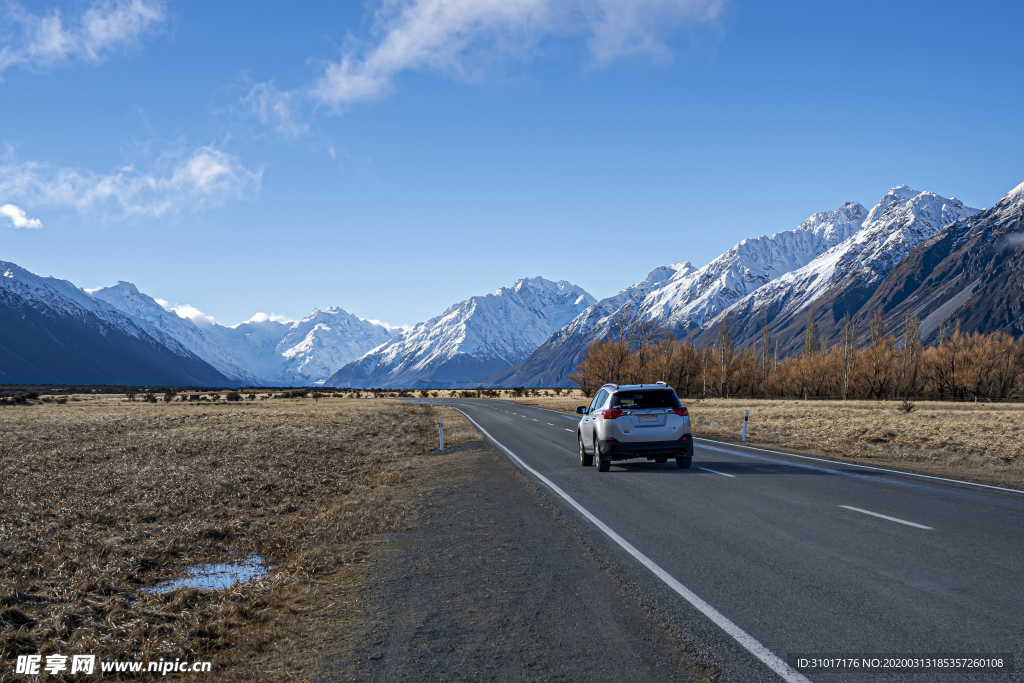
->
[[326, 277, 595, 388], [2, 180, 1021, 388]]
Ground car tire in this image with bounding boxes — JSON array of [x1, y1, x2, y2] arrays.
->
[[676, 456, 692, 469], [655, 458, 667, 464], [597, 456, 610, 472], [579, 437, 593, 467]]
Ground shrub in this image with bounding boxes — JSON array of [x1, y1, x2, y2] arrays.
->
[[144, 393, 157, 403], [226, 392, 242, 402]]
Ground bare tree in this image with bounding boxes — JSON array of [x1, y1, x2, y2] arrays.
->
[[898, 314, 923, 399], [699, 343, 713, 399], [840, 312, 856, 400], [804, 307, 818, 357], [716, 318, 735, 397], [759, 324, 771, 388]]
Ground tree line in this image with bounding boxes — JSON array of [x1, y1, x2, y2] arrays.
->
[[569, 309, 1024, 401]]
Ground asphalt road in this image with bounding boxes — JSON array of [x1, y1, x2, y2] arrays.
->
[[414, 399, 1024, 683]]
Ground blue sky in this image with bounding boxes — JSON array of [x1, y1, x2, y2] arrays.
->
[[2, 0, 1022, 328]]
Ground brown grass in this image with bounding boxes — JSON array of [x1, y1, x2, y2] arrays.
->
[[0, 398, 478, 681], [512, 396, 1024, 488]]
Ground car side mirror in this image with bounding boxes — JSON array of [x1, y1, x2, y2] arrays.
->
[[576, 406, 588, 415]]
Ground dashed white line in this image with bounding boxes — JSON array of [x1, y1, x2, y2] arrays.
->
[[452, 407, 811, 683], [698, 467, 735, 478], [695, 437, 1024, 495], [839, 505, 933, 530], [564, 428, 573, 433], [547, 423, 554, 426]]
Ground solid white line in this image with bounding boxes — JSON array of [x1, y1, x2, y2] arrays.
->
[[699, 467, 736, 478], [453, 407, 811, 683], [839, 505, 933, 530], [695, 437, 1024, 495]]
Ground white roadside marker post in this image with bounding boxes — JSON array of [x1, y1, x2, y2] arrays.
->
[[438, 418, 444, 452], [742, 411, 749, 442]]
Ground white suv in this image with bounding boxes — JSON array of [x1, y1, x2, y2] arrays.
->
[[576, 382, 694, 472]]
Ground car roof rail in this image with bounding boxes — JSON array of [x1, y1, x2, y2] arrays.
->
[[655, 381, 667, 386], [602, 383, 618, 390]]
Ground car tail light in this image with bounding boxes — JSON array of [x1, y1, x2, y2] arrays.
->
[[682, 434, 692, 440], [672, 407, 689, 416], [602, 408, 623, 419]]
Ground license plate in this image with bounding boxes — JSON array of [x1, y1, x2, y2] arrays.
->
[[638, 414, 658, 423]]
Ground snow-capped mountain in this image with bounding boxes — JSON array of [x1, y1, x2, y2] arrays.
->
[[327, 277, 595, 388], [89, 282, 266, 385], [0, 262, 230, 385], [487, 201, 869, 387], [710, 185, 979, 353], [200, 307, 396, 385], [90, 283, 396, 385], [853, 180, 1024, 344]]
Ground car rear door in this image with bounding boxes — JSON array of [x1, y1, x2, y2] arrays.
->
[[583, 390, 605, 451]]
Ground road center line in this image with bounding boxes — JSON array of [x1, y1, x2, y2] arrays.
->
[[453, 407, 811, 683], [839, 505, 933, 529], [698, 467, 736, 478], [564, 428, 573, 432]]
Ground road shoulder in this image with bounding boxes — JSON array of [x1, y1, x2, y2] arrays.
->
[[315, 445, 718, 682]]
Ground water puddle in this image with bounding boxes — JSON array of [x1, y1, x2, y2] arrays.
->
[[150, 556, 272, 593]]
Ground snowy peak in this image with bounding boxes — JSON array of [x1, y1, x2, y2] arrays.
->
[[851, 186, 978, 278], [326, 276, 596, 387], [89, 281, 266, 384], [1, 263, 146, 337], [992, 180, 1024, 218], [793, 201, 868, 241]]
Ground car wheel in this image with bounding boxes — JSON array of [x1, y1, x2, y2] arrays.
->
[[676, 456, 692, 469], [597, 456, 610, 472], [655, 458, 667, 464], [579, 437, 593, 467]]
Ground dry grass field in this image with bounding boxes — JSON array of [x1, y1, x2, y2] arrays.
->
[[0, 397, 478, 681], [511, 395, 1024, 488]]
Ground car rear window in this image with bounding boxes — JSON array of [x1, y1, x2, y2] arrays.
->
[[611, 390, 681, 409]]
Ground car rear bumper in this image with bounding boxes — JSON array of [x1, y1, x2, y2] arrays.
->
[[597, 434, 694, 460]]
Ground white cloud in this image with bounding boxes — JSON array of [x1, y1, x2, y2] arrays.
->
[[245, 312, 294, 324], [1002, 233, 1024, 249], [0, 0, 166, 76], [0, 145, 262, 219], [310, 0, 725, 105], [153, 297, 168, 307], [365, 318, 411, 334], [240, 81, 309, 138], [171, 303, 216, 327], [0, 202, 41, 228]]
